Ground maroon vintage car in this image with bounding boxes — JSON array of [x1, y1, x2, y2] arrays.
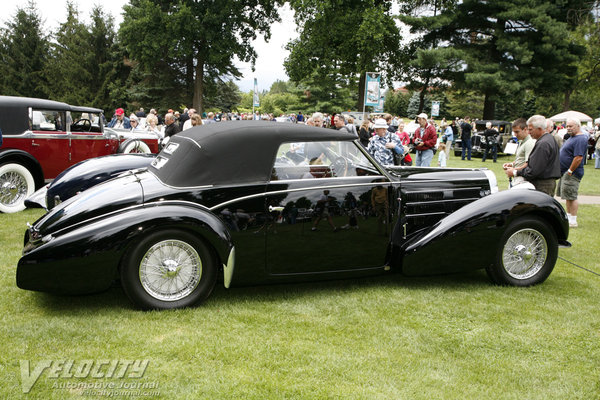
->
[[0, 96, 157, 213]]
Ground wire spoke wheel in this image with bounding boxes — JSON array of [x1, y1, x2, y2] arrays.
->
[[0, 170, 28, 206], [139, 240, 202, 301], [0, 163, 35, 213], [502, 228, 548, 280]]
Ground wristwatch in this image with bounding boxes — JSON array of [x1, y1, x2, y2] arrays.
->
[[567, 169, 573, 175]]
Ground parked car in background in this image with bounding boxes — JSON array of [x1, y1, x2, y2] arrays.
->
[[17, 122, 570, 310], [454, 120, 513, 157], [0, 96, 159, 213]]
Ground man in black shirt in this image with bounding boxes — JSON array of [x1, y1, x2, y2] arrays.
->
[[504, 115, 560, 196], [164, 113, 181, 138], [460, 116, 473, 160], [482, 121, 499, 162]]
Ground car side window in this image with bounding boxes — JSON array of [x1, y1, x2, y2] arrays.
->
[[271, 141, 380, 181], [31, 110, 66, 132]]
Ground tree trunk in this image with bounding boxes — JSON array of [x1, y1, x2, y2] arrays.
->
[[418, 71, 431, 114], [562, 89, 572, 111], [185, 56, 194, 108], [193, 58, 204, 113], [357, 72, 365, 111], [482, 93, 495, 120]]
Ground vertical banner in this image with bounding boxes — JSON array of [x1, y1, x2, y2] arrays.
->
[[253, 78, 260, 107], [364, 72, 381, 107], [431, 101, 440, 117]]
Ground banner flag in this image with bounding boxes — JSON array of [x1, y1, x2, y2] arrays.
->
[[364, 72, 381, 107], [253, 78, 260, 107]]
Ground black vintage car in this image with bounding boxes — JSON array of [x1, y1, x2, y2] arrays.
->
[[454, 120, 513, 157], [17, 122, 570, 310]]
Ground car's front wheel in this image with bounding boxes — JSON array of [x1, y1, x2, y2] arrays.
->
[[121, 230, 217, 310], [0, 163, 36, 213], [486, 217, 558, 286]]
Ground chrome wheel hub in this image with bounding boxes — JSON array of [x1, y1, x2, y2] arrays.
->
[[139, 240, 202, 301], [0, 172, 27, 206], [502, 228, 547, 280]]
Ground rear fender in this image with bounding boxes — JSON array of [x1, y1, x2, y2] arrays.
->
[[400, 189, 568, 276], [18, 203, 233, 294]]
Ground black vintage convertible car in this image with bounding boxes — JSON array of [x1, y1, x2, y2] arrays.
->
[[17, 122, 570, 310]]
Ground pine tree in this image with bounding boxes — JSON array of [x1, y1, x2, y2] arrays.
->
[[0, 0, 49, 98]]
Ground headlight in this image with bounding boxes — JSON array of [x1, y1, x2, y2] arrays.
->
[[483, 170, 498, 194]]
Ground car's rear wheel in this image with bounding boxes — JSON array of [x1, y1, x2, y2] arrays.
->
[[119, 139, 152, 154], [0, 163, 36, 213], [121, 230, 217, 310], [486, 217, 557, 286]]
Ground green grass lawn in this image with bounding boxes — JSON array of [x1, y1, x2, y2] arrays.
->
[[1, 203, 600, 399], [446, 151, 600, 195]]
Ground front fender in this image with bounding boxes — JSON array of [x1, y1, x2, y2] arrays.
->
[[18, 203, 232, 294], [401, 189, 568, 276]]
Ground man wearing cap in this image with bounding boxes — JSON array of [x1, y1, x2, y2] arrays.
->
[[413, 113, 437, 167], [107, 108, 131, 129], [367, 118, 405, 166]]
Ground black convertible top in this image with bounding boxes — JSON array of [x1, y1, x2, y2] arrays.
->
[[150, 121, 358, 187], [0, 96, 103, 135]]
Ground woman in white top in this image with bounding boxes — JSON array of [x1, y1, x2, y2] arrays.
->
[[145, 114, 163, 138]]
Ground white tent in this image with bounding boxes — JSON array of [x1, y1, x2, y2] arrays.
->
[[549, 110, 593, 123]]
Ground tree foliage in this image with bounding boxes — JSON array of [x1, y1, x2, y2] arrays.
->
[[119, 0, 281, 112], [400, 0, 594, 119], [285, 0, 401, 111], [0, 0, 49, 98]]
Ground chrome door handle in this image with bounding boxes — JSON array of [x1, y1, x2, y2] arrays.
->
[[269, 206, 284, 212], [32, 141, 40, 147]]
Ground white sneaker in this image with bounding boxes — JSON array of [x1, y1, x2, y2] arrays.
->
[[569, 221, 578, 228]]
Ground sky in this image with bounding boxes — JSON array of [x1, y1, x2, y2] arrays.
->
[[1, 0, 298, 93]]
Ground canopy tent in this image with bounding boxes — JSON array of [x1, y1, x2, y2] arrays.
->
[[549, 110, 593, 123]]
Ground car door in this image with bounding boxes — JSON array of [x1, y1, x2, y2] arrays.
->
[[69, 111, 118, 164], [28, 109, 71, 179], [265, 140, 393, 276]]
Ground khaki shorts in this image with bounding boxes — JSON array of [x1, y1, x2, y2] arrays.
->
[[557, 173, 580, 201]]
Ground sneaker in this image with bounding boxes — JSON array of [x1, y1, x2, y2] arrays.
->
[[569, 222, 578, 228]]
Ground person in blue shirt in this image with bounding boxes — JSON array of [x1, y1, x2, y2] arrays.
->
[[557, 118, 588, 228], [443, 123, 453, 158]]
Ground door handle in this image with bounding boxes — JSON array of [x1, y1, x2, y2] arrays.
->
[[32, 141, 40, 147], [269, 206, 284, 212]]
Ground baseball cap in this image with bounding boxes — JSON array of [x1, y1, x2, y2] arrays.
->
[[115, 108, 124, 116]]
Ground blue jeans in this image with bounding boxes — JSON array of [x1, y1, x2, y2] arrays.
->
[[461, 139, 472, 160], [416, 149, 434, 167]]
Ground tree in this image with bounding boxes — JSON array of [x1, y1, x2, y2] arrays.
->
[[285, 0, 402, 111], [384, 88, 411, 117], [400, 0, 593, 119], [204, 80, 242, 112], [44, 2, 94, 106], [119, 0, 281, 113], [0, 0, 49, 98]]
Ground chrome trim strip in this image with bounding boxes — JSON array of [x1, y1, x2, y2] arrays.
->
[[403, 185, 483, 193], [406, 212, 447, 218], [405, 197, 480, 206], [271, 175, 385, 184], [209, 180, 389, 211], [223, 246, 235, 288], [178, 136, 203, 150]]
